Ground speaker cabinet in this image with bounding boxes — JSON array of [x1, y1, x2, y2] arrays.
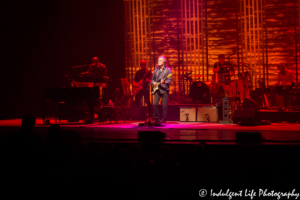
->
[[232, 109, 259, 126], [180, 107, 197, 122], [197, 106, 218, 122]]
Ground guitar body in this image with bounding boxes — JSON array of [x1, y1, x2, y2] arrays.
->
[[151, 85, 159, 94], [133, 80, 144, 95]]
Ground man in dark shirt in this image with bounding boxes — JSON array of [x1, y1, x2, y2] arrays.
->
[[212, 54, 234, 100], [213, 54, 234, 84], [133, 60, 152, 107], [151, 56, 172, 124], [84, 57, 107, 77]]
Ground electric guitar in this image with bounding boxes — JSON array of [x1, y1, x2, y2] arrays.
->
[[133, 79, 147, 95], [151, 74, 172, 94]]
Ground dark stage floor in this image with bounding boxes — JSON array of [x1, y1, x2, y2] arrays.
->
[[1, 119, 300, 145]]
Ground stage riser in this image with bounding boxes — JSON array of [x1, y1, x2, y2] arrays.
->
[[258, 111, 300, 123], [124, 105, 300, 123], [123, 105, 181, 121], [124, 105, 214, 121]]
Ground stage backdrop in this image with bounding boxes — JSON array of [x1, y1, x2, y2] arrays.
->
[[124, 0, 300, 102]]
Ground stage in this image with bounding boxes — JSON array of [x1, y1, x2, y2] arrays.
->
[[1, 118, 300, 145], [2, 0, 300, 195]]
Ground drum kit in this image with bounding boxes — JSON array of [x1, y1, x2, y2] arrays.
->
[[177, 64, 252, 104]]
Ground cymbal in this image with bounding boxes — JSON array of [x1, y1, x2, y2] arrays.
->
[[219, 65, 230, 67], [191, 75, 207, 77], [179, 69, 192, 72], [181, 76, 192, 80]]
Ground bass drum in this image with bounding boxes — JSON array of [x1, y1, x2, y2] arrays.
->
[[190, 81, 210, 103]]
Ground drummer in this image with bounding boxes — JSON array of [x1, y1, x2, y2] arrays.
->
[[212, 54, 234, 100]]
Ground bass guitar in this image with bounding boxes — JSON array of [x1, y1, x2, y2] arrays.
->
[[151, 74, 172, 94], [133, 79, 147, 95], [133, 69, 150, 95]]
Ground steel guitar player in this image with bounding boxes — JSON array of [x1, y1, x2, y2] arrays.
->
[[270, 63, 295, 108]]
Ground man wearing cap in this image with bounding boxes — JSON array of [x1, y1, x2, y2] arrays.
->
[[133, 60, 152, 107]]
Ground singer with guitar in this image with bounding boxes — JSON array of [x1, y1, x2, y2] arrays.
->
[[151, 56, 172, 124], [133, 60, 152, 107]]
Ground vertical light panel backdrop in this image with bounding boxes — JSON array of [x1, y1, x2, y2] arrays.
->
[[124, 0, 299, 102]]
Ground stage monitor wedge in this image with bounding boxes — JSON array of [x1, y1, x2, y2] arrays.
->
[[236, 132, 263, 143]]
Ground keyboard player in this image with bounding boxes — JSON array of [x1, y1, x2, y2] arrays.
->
[[71, 57, 109, 108], [82, 57, 107, 77]]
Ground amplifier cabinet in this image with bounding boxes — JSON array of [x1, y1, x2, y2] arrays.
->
[[197, 106, 218, 122], [180, 107, 197, 122]]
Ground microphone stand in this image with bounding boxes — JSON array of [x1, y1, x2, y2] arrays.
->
[[146, 83, 153, 127], [138, 82, 154, 128], [241, 63, 252, 101]]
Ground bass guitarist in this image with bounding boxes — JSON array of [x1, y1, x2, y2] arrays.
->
[[151, 56, 172, 124], [133, 60, 152, 107]]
